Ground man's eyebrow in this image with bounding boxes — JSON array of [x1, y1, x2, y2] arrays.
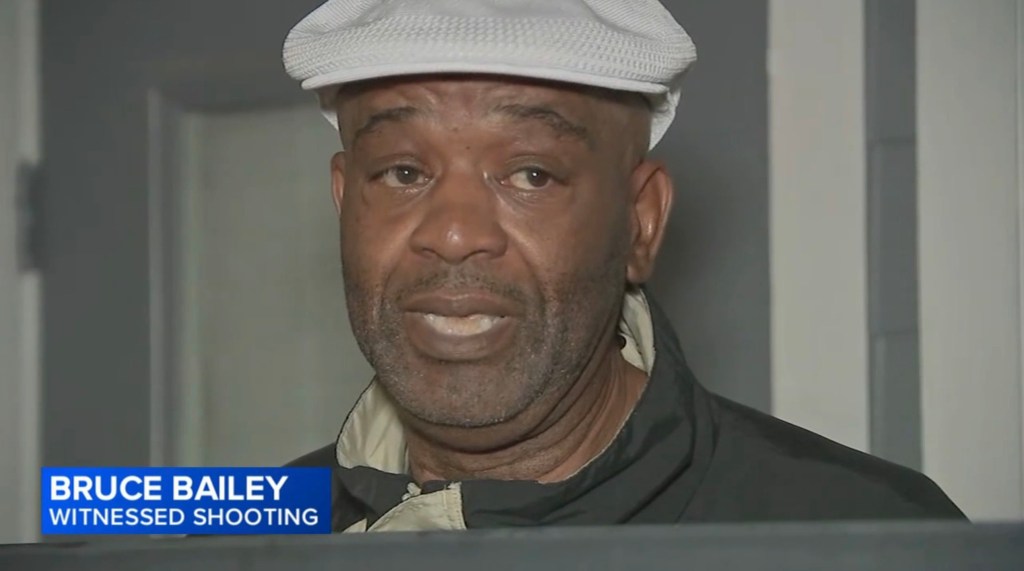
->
[[351, 106, 421, 144], [490, 103, 594, 148]]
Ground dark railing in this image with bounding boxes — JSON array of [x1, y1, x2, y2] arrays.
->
[[2, 521, 1022, 570]]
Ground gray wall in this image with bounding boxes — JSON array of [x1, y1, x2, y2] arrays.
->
[[40, 0, 322, 468], [39, 0, 770, 469], [652, 0, 770, 411]]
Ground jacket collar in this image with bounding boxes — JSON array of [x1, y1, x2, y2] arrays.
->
[[331, 289, 715, 528]]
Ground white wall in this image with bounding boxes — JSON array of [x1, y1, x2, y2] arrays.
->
[[770, 0, 1024, 520], [768, 1, 869, 452], [0, 0, 41, 545], [917, 0, 1024, 521]]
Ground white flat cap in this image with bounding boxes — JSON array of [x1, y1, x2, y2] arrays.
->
[[283, 0, 697, 149]]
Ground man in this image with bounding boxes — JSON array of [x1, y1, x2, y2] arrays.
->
[[282, 0, 964, 531]]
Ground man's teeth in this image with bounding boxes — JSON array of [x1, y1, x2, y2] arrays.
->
[[422, 313, 502, 336]]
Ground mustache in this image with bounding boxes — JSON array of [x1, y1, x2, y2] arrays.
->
[[393, 268, 530, 306]]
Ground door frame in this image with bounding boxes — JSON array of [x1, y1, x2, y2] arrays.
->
[[144, 79, 311, 468], [0, 0, 41, 545]]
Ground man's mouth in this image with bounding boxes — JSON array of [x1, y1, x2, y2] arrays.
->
[[397, 290, 521, 361], [420, 313, 507, 336], [402, 310, 516, 361]]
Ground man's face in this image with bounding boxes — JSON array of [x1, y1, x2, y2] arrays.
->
[[332, 76, 659, 429]]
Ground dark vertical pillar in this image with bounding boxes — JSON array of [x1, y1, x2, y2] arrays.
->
[[865, 0, 922, 469]]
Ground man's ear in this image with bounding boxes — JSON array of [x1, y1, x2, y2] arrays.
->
[[626, 160, 674, 285], [330, 151, 346, 217]]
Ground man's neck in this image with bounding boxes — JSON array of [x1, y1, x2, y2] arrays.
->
[[402, 343, 649, 484]]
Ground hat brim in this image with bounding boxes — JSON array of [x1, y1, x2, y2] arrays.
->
[[308, 61, 680, 150]]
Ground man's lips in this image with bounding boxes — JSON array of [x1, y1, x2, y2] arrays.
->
[[399, 290, 521, 361], [400, 290, 520, 318]]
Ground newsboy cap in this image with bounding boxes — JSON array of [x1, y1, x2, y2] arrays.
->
[[283, 0, 697, 149]]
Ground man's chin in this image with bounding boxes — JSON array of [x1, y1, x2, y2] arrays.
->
[[378, 371, 540, 430]]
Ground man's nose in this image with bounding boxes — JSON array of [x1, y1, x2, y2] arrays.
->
[[408, 170, 508, 264]]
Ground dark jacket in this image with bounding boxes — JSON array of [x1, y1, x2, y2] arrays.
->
[[290, 296, 965, 529]]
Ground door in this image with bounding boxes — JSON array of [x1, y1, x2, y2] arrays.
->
[[40, 0, 363, 469], [168, 105, 373, 466]]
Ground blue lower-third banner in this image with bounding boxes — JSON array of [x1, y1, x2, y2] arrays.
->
[[41, 467, 332, 535]]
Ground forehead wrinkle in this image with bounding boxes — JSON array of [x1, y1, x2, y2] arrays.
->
[[489, 103, 595, 150], [351, 105, 422, 145], [338, 77, 629, 151], [339, 81, 452, 147]]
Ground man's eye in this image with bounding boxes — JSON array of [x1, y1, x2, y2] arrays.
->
[[377, 166, 428, 188], [507, 168, 554, 190]]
